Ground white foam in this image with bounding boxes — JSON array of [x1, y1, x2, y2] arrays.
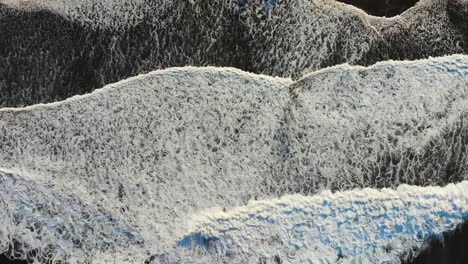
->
[[0, 56, 467, 263], [175, 181, 468, 263]]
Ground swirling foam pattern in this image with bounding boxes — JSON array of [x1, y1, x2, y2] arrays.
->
[[0, 169, 144, 263], [0, 55, 467, 263], [1, 0, 467, 107]]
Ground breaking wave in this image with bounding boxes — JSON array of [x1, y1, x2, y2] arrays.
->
[[0, 55, 467, 263]]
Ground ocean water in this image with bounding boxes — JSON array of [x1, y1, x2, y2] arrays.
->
[[0, 55, 467, 263]]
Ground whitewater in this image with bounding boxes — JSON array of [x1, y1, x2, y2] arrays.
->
[[0, 55, 467, 263]]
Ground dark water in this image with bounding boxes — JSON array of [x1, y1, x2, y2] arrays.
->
[[336, 0, 419, 17], [0, 254, 27, 264], [403, 219, 468, 264], [0, 0, 467, 263], [1, 0, 467, 107]]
